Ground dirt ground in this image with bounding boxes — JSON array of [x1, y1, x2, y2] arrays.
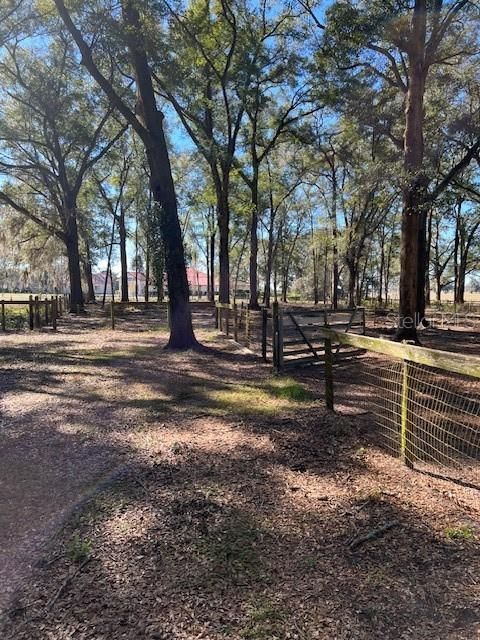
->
[[0, 306, 479, 639]]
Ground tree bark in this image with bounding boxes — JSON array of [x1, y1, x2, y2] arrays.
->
[[53, 0, 196, 347], [83, 239, 96, 304], [122, 0, 196, 348], [248, 165, 260, 309], [396, 0, 428, 343], [209, 230, 215, 303], [214, 173, 231, 304], [64, 203, 85, 313]]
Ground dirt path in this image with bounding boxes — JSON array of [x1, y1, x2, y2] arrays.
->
[[0, 305, 220, 610], [1, 307, 479, 639]]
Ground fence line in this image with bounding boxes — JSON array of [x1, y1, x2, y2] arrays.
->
[[215, 302, 366, 369], [0, 295, 67, 331], [315, 327, 480, 471]]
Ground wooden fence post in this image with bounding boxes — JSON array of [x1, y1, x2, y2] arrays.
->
[[272, 302, 283, 373], [45, 299, 49, 325], [362, 307, 366, 335], [29, 295, 34, 330], [226, 306, 230, 337], [272, 303, 278, 370], [215, 305, 219, 329], [245, 308, 250, 345], [52, 298, 58, 331], [261, 309, 268, 361], [110, 300, 115, 330], [324, 337, 334, 410], [400, 360, 414, 469], [1, 301, 5, 331], [34, 296, 40, 328]]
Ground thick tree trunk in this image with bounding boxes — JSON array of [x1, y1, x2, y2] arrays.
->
[[396, 0, 428, 343], [216, 182, 230, 304], [64, 207, 84, 313], [416, 207, 428, 325], [123, 0, 196, 348]]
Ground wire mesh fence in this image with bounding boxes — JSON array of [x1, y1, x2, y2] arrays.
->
[[358, 358, 480, 470]]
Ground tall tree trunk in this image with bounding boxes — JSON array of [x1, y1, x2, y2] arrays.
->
[[263, 185, 276, 308], [396, 0, 428, 343], [436, 272, 442, 301], [135, 213, 139, 301], [216, 178, 230, 304], [330, 168, 339, 309], [311, 213, 319, 305], [323, 242, 329, 305], [206, 233, 210, 300], [145, 242, 150, 302], [83, 239, 96, 303], [248, 165, 260, 309], [425, 205, 433, 306], [347, 260, 356, 308], [118, 211, 129, 302], [453, 208, 460, 303], [378, 234, 385, 306], [64, 204, 84, 313], [209, 231, 215, 303], [123, 0, 196, 348], [416, 205, 428, 325]]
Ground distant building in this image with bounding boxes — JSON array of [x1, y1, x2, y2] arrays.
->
[[127, 271, 147, 298], [92, 267, 249, 300], [186, 267, 214, 297], [92, 272, 118, 297]]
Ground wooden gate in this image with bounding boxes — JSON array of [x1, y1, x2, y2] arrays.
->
[[273, 306, 365, 371]]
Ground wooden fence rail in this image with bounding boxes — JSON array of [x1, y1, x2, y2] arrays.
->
[[314, 326, 480, 469], [215, 302, 366, 370], [0, 295, 67, 331]]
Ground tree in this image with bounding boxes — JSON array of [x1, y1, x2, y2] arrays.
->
[[0, 36, 126, 311], [319, 0, 480, 341], [54, 0, 197, 347]]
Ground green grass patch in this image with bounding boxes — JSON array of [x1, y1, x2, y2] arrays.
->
[[206, 377, 313, 417], [66, 533, 92, 563], [265, 377, 313, 402], [240, 600, 288, 639], [445, 525, 475, 541]]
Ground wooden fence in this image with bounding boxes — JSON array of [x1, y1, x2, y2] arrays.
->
[[216, 303, 366, 370], [0, 295, 67, 331], [313, 327, 480, 469], [108, 300, 215, 330]]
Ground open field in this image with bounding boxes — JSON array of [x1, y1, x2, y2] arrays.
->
[[0, 306, 479, 640]]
